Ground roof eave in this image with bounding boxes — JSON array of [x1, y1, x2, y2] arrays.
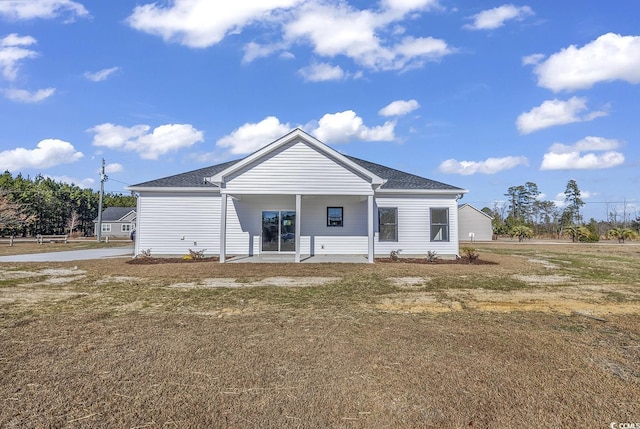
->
[[376, 188, 469, 195], [126, 186, 220, 193]]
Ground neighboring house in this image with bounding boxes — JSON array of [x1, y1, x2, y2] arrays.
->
[[127, 129, 468, 262], [93, 207, 137, 238], [458, 203, 493, 242]]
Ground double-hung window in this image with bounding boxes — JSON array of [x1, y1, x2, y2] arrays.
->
[[101, 224, 111, 233], [327, 207, 343, 227], [430, 208, 449, 241], [378, 207, 398, 242], [121, 224, 131, 232]]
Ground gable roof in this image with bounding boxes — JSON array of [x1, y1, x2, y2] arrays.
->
[[207, 129, 385, 187], [128, 129, 467, 194], [94, 207, 136, 222], [459, 203, 493, 219]]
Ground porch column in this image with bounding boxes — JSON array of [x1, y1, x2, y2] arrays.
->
[[295, 194, 301, 263], [367, 195, 374, 263], [219, 193, 227, 263]]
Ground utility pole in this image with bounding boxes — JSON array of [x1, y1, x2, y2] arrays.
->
[[96, 158, 108, 242]]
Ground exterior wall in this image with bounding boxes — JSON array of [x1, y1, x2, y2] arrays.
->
[[226, 195, 368, 255], [224, 140, 373, 195], [135, 191, 462, 258], [458, 204, 493, 242], [374, 194, 460, 257], [300, 196, 368, 255], [94, 221, 135, 238], [136, 192, 220, 256]]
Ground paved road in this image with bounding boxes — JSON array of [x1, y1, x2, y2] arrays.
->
[[0, 246, 134, 262]]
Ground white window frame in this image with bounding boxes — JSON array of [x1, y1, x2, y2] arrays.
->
[[101, 224, 111, 233], [121, 224, 131, 232]]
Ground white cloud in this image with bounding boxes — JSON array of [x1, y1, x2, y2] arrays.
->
[[438, 156, 528, 175], [127, 0, 302, 48], [380, 0, 440, 15], [84, 67, 119, 82], [2, 87, 55, 103], [284, 2, 452, 71], [464, 4, 533, 30], [0, 139, 84, 172], [541, 136, 625, 170], [516, 96, 607, 134], [242, 42, 288, 63], [0, 33, 38, 81], [310, 110, 395, 143], [89, 123, 204, 160], [298, 62, 345, 82], [105, 163, 123, 173], [216, 116, 292, 155], [127, 1, 452, 73], [46, 175, 95, 188], [0, 0, 89, 21], [533, 33, 640, 92], [521, 53, 543, 65], [379, 99, 419, 116]]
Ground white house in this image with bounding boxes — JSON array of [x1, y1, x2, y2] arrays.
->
[[127, 129, 468, 262], [458, 203, 493, 242]]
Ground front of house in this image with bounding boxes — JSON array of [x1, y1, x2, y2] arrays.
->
[[127, 129, 468, 262]]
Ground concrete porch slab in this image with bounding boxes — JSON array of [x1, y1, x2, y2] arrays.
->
[[227, 254, 370, 263]]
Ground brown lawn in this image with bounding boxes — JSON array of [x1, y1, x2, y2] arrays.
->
[[1, 241, 639, 428]]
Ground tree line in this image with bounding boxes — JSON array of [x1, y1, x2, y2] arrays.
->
[[0, 171, 136, 237], [485, 179, 640, 242]]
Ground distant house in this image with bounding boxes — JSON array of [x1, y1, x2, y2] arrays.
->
[[93, 207, 136, 238], [458, 203, 493, 242], [128, 129, 469, 262]]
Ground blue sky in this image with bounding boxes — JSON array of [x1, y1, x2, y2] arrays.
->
[[1, 0, 638, 221]]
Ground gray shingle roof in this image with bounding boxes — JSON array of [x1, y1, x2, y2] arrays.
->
[[94, 207, 136, 222], [129, 160, 238, 188], [130, 155, 463, 192], [345, 156, 465, 191]]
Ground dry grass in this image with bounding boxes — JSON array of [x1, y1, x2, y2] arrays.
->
[[1, 241, 640, 427]]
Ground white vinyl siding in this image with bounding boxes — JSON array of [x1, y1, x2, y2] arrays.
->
[[301, 196, 368, 254], [374, 195, 460, 256], [458, 204, 493, 241], [136, 192, 220, 256], [224, 140, 373, 195]]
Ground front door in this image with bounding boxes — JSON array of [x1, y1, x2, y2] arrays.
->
[[262, 211, 296, 252]]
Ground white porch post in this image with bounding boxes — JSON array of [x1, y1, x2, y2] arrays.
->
[[295, 194, 301, 263], [368, 195, 374, 263], [219, 193, 227, 263]]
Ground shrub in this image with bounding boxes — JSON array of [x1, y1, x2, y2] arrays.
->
[[426, 250, 438, 263], [460, 246, 479, 263]]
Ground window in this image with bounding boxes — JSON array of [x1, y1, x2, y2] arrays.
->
[[327, 207, 343, 227], [378, 207, 397, 241], [101, 224, 111, 233], [121, 224, 131, 232], [430, 208, 449, 242]]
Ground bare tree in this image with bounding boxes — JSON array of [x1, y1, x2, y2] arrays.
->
[[66, 210, 79, 235]]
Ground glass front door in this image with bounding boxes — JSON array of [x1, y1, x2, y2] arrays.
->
[[262, 211, 296, 252]]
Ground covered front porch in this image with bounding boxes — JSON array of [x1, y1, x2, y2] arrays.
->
[[219, 193, 375, 263]]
